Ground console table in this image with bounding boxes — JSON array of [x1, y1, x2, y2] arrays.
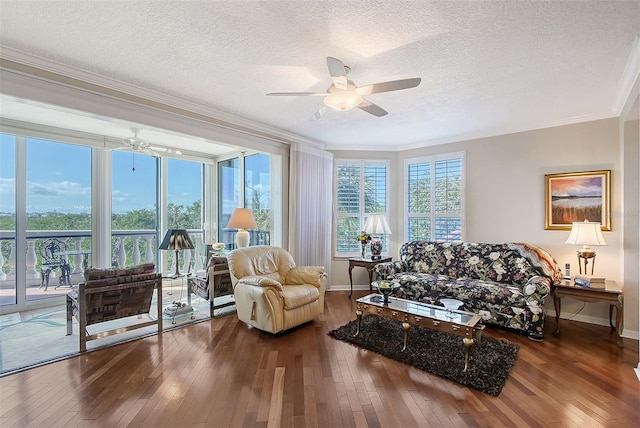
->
[[348, 257, 392, 298], [553, 279, 623, 347]]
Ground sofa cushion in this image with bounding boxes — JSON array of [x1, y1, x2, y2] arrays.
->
[[455, 243, 540, 285], [402, 241, 458, 276]]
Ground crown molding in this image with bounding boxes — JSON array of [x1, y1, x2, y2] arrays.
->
[[327, 111, 618, 152], [613, 36, 640, 115], [0, 46, 326, 150]]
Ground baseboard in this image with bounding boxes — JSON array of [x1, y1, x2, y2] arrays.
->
[[635, 365, 640, 382], [546, 309, 639, 340]]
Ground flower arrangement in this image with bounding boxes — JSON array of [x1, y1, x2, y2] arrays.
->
[[357, 231, 371, 244], [357, 231, 371, 258]]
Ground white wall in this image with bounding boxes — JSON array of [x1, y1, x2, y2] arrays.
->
[[330, 117, 639, 338]]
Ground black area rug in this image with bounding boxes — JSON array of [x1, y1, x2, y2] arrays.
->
[[328, 315, 519, 396]]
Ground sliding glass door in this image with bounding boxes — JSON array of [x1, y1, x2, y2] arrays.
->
[[218, 153, 272, 248], [0, 133, 92, 309], [111, 150, 158, 270], [0, 134, 16, 306]]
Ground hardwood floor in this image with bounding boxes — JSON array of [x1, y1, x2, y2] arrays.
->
[[1, 290, 638, 427]]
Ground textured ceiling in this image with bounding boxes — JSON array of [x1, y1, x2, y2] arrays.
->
[[0, 1, 639, 152]]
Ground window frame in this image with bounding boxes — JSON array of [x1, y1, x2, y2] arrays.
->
[[333, 159, 390, 258], [403, 152, 465, 243]]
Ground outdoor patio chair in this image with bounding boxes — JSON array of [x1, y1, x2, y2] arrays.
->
[[38, 238, 71, 291]]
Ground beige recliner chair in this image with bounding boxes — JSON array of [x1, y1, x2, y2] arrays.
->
[[227, 245, 327, 333]]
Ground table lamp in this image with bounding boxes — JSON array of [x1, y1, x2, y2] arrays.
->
[[226, 208, 258, 248], [159, 229, 195, 277], [565, 220, 607, 275], [364, 214, 392, 260]]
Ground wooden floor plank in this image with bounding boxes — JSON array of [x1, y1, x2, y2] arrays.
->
[[0, 290, 638, 427]]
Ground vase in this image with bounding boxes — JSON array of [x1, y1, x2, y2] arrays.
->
[[370, 240, 382, 260], [360, 245, 366, 259]]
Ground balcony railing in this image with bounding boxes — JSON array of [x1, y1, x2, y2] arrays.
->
[[0, 229, 207, 284], [0, 228, 274, 281]]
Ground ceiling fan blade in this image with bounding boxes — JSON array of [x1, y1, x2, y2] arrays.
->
[[311, 106, 329, 121], [150, 146, 182, 155], [267, 92, 328, 96], [356, 78, 421, 95], [327, 57, 348, 90], [358, 99, 388, 117]]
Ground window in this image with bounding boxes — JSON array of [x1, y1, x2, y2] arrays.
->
[[167, 158, 203, 231], [244, 154, 271, 245], [218, 153, 272, 249], [405, 153, 464, 242], [334, 160, 389, 256], [112, 150, 157, 268]]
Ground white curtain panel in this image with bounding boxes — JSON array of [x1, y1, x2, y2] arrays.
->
[[288, 143, 333, 281]]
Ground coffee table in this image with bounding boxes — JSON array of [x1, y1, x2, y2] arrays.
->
[[355, 294, 484, 371]]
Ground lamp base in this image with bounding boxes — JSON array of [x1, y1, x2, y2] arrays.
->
[[577, 251, 596, 275], [236, 229, 250, 248]]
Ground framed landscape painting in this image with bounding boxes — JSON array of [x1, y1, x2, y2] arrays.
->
[[545, 170, 611, 230]]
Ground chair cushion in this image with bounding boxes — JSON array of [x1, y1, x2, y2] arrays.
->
[[83, 263, 156, 288], [285, 266, 325, 286], [228, 246, 295, 284], [281, 284, 319, 310], [84, 262, 155, 281]]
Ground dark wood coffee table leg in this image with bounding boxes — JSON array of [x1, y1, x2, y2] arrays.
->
[[554, 292, 561, 337], [348, 264, 355, 298]]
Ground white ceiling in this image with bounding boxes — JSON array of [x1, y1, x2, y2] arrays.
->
[[0, 1, 639, 153]]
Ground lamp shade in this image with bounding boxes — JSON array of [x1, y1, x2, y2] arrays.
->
[[159, 229, 195, 250], [226, 208, 258, 230], [363, 214, 392, 235], [565, 220, 607, 246], [226, 208, 258, 248]]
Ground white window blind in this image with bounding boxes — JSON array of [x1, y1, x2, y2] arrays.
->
[[335, 160, 389, 256], [405, 153, 464, 242]]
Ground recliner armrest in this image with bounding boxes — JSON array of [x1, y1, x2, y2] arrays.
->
[[238, 275, 283, 291], [285, 266, 326, 287]]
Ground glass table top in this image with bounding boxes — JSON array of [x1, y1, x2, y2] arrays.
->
[[357, 293, 480, 326]]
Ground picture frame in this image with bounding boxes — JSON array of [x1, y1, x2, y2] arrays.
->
[[544, 170, 611, 231]]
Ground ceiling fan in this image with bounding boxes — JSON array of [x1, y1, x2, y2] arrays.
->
[[117, 130, 182, 171], [267, 57, 421, 119], [117, 130, 183, 157]]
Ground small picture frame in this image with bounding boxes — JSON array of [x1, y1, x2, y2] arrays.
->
[[544, 170, 611, 231]]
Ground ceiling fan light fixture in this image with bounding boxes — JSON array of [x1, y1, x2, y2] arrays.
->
[[323, 90, 362, 111]]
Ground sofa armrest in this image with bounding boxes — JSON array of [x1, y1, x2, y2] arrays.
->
[[524, 275, 551, 297], [374, 261, 407, 280], [522, 275, 551, 317], [285, 266, 326, 287], [238, 275, 284, 291]]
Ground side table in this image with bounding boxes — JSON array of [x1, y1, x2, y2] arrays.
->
[[348, 257, 392, 298], [553, 279, 623, 347], [162, 275, 196, 324]]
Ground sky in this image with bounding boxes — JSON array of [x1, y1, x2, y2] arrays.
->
[[0, 134, 204, 215]]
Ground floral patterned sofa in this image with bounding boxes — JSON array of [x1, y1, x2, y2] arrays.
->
[[374, 241, 562, 340]]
